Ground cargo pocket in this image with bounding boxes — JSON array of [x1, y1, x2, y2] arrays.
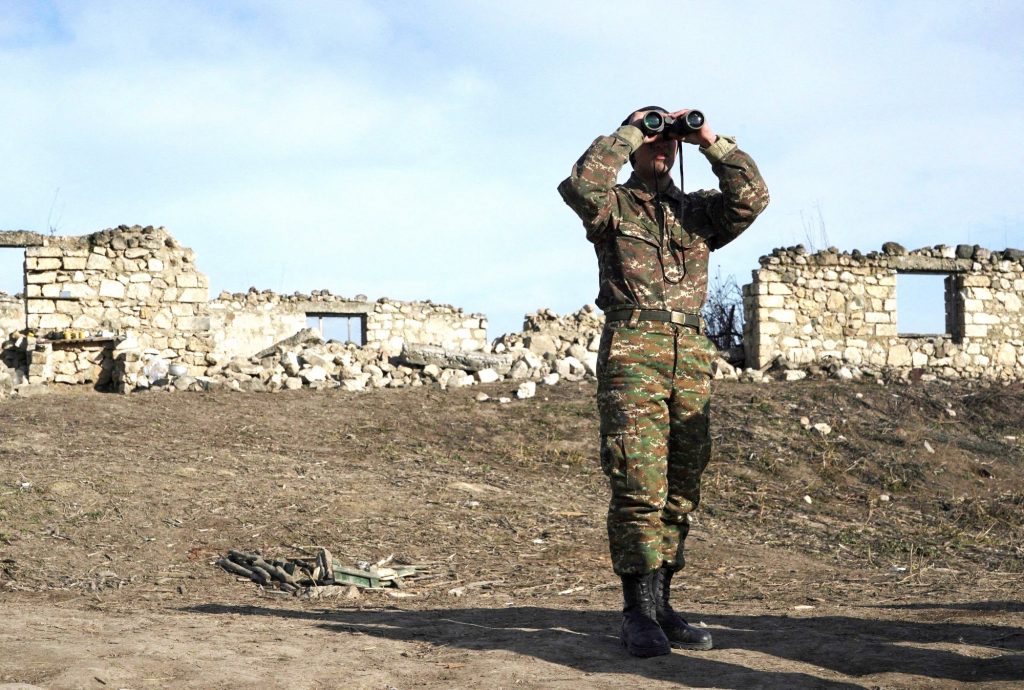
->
[[600, 433, 627, 478]]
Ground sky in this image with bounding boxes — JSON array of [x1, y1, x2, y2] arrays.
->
[[0, 0, 1021, 338]]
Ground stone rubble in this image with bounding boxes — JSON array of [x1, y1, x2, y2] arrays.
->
[[3, 229, 1023, 397]]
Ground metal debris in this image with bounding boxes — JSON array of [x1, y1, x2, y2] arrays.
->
[[217, 547, 421, 596]]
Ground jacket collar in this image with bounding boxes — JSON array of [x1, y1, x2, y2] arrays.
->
[[622, 172, 684, 203]]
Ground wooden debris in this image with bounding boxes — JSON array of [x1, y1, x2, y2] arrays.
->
[[216, 547, 425, 596]]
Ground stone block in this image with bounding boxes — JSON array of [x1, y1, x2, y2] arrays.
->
[[26, 271, 57, 284], [62, 256, 87, 270], [126, 283, 152, 300], [62, 282, 96, 298], [475, 368, 501, 384], [963, 324, 988, 338], [86, 253, 112, 270], [826, 292, 845, 311], [71, 315, 100, 330], [176, 273, 200, 288], [887, 344, 912, 367], [99, 280, 125, 298], [28, 257, 61, 270], [129, 272, 152, 283], [28, 299, 56, 314], [177, 316, 211, 332], [27, 246, 63, 258], [55, 300, 81, 314], [996, 293, 1021, 311], [767, 309, 796, 323], [36, 313, 72, 329], [996, 343, 1017, 365], [149, 311, 172, 329]]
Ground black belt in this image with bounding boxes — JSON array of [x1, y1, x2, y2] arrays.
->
[[603, 308, 702, 331]]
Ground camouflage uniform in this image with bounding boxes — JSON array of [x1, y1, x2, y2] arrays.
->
[[558, 124, 769, 576]]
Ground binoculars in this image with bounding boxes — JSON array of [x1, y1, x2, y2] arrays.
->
[[639, 110, 705, 137]]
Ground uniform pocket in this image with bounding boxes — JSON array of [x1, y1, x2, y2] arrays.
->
[[600, 433, 627, 478], [616, 220, 659, 247]]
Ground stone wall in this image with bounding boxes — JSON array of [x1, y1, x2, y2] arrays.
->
[[743, 244, 1024, 381], [0, 293, 24, 339], [364, 299, 487, 355], [2, 225, 490, 390], [207, 289, 488, 358], [19, 225, 213, 385]]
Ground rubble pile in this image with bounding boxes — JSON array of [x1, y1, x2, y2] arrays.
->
[[120, 313, 601, 396]]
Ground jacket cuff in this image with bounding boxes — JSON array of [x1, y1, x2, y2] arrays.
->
[[613, 125, 645, 153], [700, 135, 737, 162]]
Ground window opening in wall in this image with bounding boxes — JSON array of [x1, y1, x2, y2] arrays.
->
[[0, 249, 24, 296], [306, 313, 366, 346], [896, 272, 960, 338]]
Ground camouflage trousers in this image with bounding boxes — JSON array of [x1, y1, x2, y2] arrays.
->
[[596, 321, 716, 576]]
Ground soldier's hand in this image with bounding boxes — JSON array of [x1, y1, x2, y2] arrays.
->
[[627, 110, 665, 145], [667, 109, 718, 148]]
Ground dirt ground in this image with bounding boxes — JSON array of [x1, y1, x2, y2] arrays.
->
[[1, 379, 1022, 689]]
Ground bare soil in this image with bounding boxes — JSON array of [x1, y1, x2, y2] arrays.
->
[[1, 379, 1022, 689]]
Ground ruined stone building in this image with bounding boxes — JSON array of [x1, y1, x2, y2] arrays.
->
[[0, 226, 487, 389], [3, 225, 1023, 391], [743, 244, 1024, 380]]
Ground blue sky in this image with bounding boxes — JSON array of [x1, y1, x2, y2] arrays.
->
[[1, 0, 1021, 338]]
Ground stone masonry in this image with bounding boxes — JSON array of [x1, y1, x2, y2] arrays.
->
[[743, 243, 1024, 381], [0, 225, 488, 390], [4, 226, 1024, 394], [0, 293, 22, 341]]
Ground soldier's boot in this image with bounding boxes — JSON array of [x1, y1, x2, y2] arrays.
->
[[619, 572, 671, 657], [653, 566, 713, 650]]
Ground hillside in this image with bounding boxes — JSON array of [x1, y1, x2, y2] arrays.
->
[[0, 379, 1021, 689]]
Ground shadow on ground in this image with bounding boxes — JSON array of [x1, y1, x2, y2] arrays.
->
[[866, 600, 1024, 614], [186, 603, 1024, 687]]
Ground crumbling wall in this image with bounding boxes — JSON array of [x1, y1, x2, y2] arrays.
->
[[21, 225, 213, 386], [364, 299, 487, 355], [1, 223, 495, 392], [0, 293, 24, 339], [743, 244, 1024, 381], [207, 289, 488, 358]]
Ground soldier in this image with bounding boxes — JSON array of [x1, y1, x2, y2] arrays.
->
[[557, 106, 769, 657]]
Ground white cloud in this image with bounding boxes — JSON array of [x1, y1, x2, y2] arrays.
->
[[0, 0, 1021, 338]]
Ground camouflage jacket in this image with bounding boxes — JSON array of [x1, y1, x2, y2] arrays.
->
[[558, 125, 769, 315]]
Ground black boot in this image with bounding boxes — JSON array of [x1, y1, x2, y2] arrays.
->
[[620, 572, 671, 657], [654, 567, 713, 650]]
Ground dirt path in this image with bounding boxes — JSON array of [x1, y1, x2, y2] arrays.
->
[[2, 593, 1022, 689]]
